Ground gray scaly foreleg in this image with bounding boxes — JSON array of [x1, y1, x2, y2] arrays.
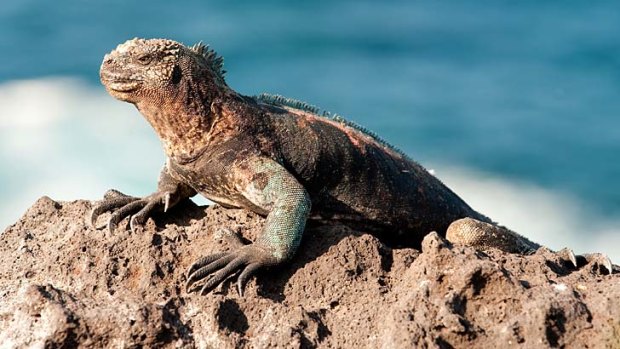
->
[[185, 157, 312, 295], [90, 164, 196, 232]]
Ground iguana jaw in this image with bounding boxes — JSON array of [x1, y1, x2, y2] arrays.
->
[[99, 52, 145, 101], [100, 74, 142, 93]]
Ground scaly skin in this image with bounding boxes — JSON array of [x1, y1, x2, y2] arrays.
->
[[92, 38, 616, 296]]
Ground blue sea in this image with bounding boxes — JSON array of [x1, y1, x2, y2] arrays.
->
[[1, 1, 619, 260]]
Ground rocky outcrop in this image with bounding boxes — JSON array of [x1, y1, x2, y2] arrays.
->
[[0, 197, 618, 348]]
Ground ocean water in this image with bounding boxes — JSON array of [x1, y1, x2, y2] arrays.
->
[[1, 1, 619, 260]]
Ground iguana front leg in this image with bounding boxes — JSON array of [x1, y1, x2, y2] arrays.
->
[[185, 157, 311, 296], [90, 164, 196, 232]]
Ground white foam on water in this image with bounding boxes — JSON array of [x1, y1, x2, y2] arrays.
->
[[0, 78, 164, 228], [0, 78, 617, 262]]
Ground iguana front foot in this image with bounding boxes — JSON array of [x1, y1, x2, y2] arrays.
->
[[185, 243, 276, 296], [90, 189, 170, 233]]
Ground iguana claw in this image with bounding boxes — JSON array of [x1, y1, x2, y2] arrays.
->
[[185, 245, 274, 296], [557, 247, 578, 268], [164, 192, 171, 213], [577, 253, 615, 275], [90, 196, 135, 228], [90, 189, 169, 233], [557, 248, 615, 275]]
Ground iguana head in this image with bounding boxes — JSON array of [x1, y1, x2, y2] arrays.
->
[[101, 38, 230, 157], [100, 38, 227, 104]]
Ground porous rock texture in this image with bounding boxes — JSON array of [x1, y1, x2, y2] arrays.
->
[[0, 197, 618, 348]]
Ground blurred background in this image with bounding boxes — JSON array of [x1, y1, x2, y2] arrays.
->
[[1, 1, 619, 260]]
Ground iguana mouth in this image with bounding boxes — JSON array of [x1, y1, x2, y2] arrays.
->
[[106, 80, 141, 92], [100, 73, 142, 92]]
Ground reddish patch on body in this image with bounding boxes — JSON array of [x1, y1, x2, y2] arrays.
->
[[285, 107, 375, 154], [295, 115, 310, 128]]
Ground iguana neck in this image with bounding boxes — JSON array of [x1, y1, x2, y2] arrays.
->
[[135, 84, 229, 160]]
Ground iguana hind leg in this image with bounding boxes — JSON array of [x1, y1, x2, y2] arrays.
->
[[446, 217, 616, 274]]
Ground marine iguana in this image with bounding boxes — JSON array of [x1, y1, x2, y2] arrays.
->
[[92, 38, 615, 295]]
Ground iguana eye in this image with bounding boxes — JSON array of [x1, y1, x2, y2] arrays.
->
[[136, 53, 153, 65]]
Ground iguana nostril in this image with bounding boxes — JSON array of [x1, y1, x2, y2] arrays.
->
[[102, 54, 113, 65]]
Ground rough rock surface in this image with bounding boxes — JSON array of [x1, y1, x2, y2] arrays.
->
[[0, 197, 619, 348]]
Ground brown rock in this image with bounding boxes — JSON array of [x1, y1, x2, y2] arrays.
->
[[0, 197, 618, 348]]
